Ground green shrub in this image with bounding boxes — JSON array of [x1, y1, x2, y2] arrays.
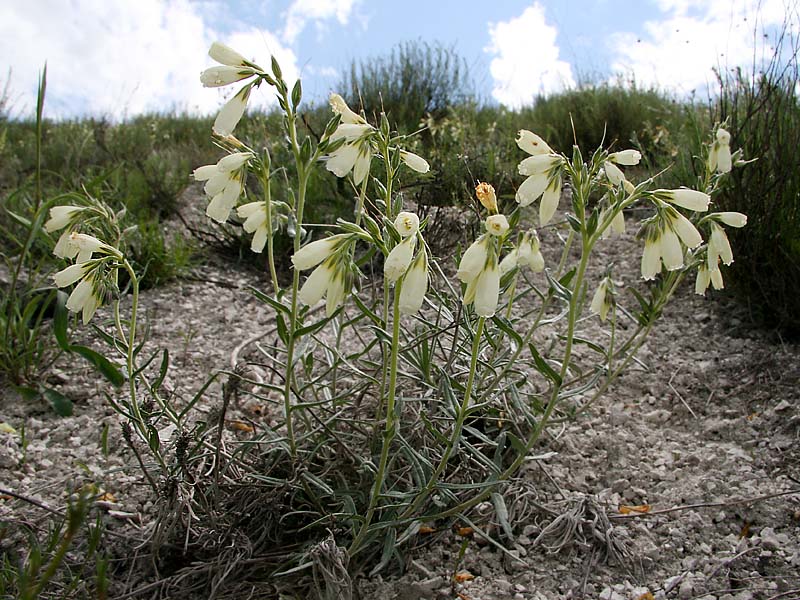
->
[[711, 30, 800, 334], [338, 40, 474, 133], [516, 79, 683, 161]]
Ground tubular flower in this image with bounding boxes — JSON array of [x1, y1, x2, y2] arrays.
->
[[200, 65, 257, 88], [590, 276, 614, 322], [475, 182, 498, 213], [384, 236, 416, 284], [297, 257, 349, 317], [54, 265, 103, 325], [208, 42, 250, 67], [469, 262, 500, 317], [654, 188, 711, 212], [708, 128, 732, 174], [695, 264, 724, 295], [518, 231, 545, 272], [500, 232, 545, 275], [329, 93, 366, 125], [707, 222, 734, 269], [44, 205, 85, 233], [56, 233, 117, 263], [713, 211, 748, 228], [214, 84, 252, 136], [399, 249, 429, 315], [516, 130, 554, 155], [400, 150, 430, 174], [193, 151, 254, 223], [639, 208, 699, 279], [291, 234, 349, 271], [641, 234, 662, 280], [53, 262, 90, 288], [600, 206, 626, 239], [608, 149, 642, 166], [394, 211, 420, 237], [499, 249, 518, 275], [236, 201, 270, 253], [665, 206, 703, 250], [457, 236, 490, 283], [539, 175, 562, 225]]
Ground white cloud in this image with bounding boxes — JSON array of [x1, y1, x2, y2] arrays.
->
[[0, 0, 297, 119], [610, 0, 795, 93], [283, 0, 359, 43], [484, 2, 575, 109]]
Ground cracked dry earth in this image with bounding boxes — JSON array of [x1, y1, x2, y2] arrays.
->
[[1, 194, 799, 600]]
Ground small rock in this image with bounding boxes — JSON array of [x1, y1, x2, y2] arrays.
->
[[678, 579, 693, 599], [774, 400, 791, 411]]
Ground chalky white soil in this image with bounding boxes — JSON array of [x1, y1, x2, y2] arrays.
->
[[1, 189, 799, 600]]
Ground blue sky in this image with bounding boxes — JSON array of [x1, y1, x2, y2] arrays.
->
[[0, 0, 794, 119]]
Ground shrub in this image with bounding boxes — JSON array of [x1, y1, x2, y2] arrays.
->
[[338, 40, 474, 133]]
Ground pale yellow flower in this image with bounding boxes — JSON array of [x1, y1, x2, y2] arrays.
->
[[516, 130, 553, 155], [590, 277, 613, 322], [44, 205, 85, 233], [708, 128, 732, 174], [400, 150, 430, 174], [399, 250, 429, 315], [394, 212, 420, 237], [384, 236, 416, 284], [291, 235, 348, 271], [486, 214, 510, 236]]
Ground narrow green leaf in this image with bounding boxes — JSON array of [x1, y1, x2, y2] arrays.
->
[[42, 387, 73, 416], [249, 286, 291, 316], [152, 349, 169, 392], [69, 345, 126, 387], [528, 343, 562, 386]]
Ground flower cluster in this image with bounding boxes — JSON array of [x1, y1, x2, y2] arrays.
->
[[515, 130, 564, 225], [500, 231, 545, 275], [45, 205, 123, 323], [292, 234, 354, 317], [201, 42, 264, 136], [193, 151, 254, 223], [695, 211, 747, 294], [639, 189, 710, 280], [383, 212, 429, 315], [324, 93, 429, 185], [325, 94, 375, 185], [458, 185, 510, 317]]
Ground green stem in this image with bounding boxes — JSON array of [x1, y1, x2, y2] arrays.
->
[[398, 316, 486, 523], [349, 282, 403, 555], [424, 237, 593, 522], [281, 94, 307, 458], [261, 164, 280, 297]]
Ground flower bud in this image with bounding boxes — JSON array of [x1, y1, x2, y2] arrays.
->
[[608, 149, 641, 166], [475, 182, 498, 213], [400, 150, 430, 174], [486, 214, 509, 236], [208, 42, 248, 67], [394, 212, 419, 237]]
